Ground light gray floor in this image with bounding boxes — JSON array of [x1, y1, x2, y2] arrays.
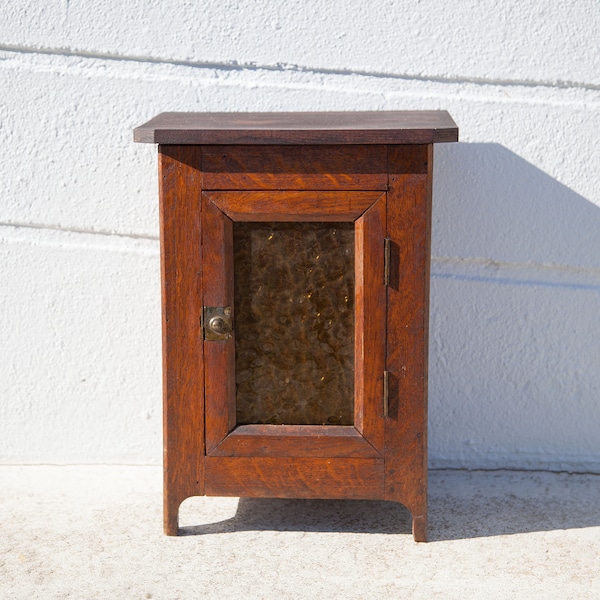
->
[[1, 466, 599, 599]]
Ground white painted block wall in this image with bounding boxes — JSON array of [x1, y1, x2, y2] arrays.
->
[[1, 1, 599, 470]]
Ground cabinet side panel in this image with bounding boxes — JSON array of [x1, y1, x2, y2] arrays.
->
[[384, 145, 432, 540], [159, 145, 205, 534]]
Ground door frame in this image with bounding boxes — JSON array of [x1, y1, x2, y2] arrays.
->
[[201, 190, 387, 463]]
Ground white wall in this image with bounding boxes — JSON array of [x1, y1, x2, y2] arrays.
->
[[1, 1, 599, 470]]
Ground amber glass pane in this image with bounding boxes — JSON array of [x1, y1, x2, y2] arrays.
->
[[234, 222, 354, 425]]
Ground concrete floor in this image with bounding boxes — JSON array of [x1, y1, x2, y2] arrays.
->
[[1, 466, 599, 599]]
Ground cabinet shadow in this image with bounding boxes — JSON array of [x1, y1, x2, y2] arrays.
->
[[429, 143, 600, 473], [429, 469, 600, 541], [179, 497, 412, 536], [433, 142, 600, 269], [178, 469, 600, 540]]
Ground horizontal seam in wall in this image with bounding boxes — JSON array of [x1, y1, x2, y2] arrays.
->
[[432, 255, 600, 277], [0, 464, 597, 475], [432, 260, 600, 291], [2, 222, 598, 285], [1, 44, 598, 93], [0, 221, 158, 242], [431, 467, 600, 476]]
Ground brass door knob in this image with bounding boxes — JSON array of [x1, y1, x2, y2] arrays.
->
[[208, 316, 229, 334], [203, 306, 233, 340]]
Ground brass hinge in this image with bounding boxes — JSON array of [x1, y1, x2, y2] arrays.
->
[[384, 238, 391, 286], [383, 370, 389, 417]]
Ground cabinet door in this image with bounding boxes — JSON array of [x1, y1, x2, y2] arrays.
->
[[201, 190, 387, 499]]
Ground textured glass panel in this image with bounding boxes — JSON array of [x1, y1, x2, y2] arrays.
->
[[234, 222, 354, 425]]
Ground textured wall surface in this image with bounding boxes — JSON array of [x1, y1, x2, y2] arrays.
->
[[1, 1, 599, 470]]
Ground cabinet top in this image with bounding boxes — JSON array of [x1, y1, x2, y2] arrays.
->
[[134, 111, 458, 145]]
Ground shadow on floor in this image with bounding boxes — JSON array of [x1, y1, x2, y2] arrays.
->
[[428, 469, 600, 541], [179, 470, 600, 541], [180, 497, 413, 536]]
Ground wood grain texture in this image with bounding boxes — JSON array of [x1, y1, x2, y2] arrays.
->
[[150, 130, 456, 541], [158, 145, 204, 535], [206, 190, 382, 221], [203, 190, 386, 460], [205, 457, 384, 499], [134, 111, 459, 145], [209, 425, 381, 458], [354, 195, 386, 452], [202, 145, 387, 190], [384, 144, 433, 542], [201, 198, 236, 453]]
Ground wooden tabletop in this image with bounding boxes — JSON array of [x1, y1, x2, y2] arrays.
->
[[134, 111, 458, 145]]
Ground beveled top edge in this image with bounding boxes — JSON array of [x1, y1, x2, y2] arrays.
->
[[133, 111, 458, 144]]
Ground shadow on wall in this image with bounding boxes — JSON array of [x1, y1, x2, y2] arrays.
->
[[433, 142, 600, 268], [428, 143, 600, 472]]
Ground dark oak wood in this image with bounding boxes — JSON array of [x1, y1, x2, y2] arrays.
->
[[158, 146, 204, 535], [384, 144, 433, 542], [210, 425, 381, 458], [354, 196, 386, 452], [202, 145, 387, 190], [203, 190, 386, 464], [135, 111, 458, 145], [206, 190, 383, 221], [205, 457, 385, 499], [139, 112, 458, 542], [201, 199, 236, 454]]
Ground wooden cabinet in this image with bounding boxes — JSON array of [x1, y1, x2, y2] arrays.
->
[[134, 111, 458, 541]]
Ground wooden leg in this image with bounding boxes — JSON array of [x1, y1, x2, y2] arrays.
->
[[159, 146, 205, 538], [412, 513, 427, 542], [385, 145, 432, 544], [164, 491, 181, 536]]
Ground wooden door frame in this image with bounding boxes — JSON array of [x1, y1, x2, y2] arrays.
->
[[201, 190, 387, 465]]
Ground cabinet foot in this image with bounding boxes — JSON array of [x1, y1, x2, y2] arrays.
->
[[412, 514, 427, 542], [164, 497, 181, 536]]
